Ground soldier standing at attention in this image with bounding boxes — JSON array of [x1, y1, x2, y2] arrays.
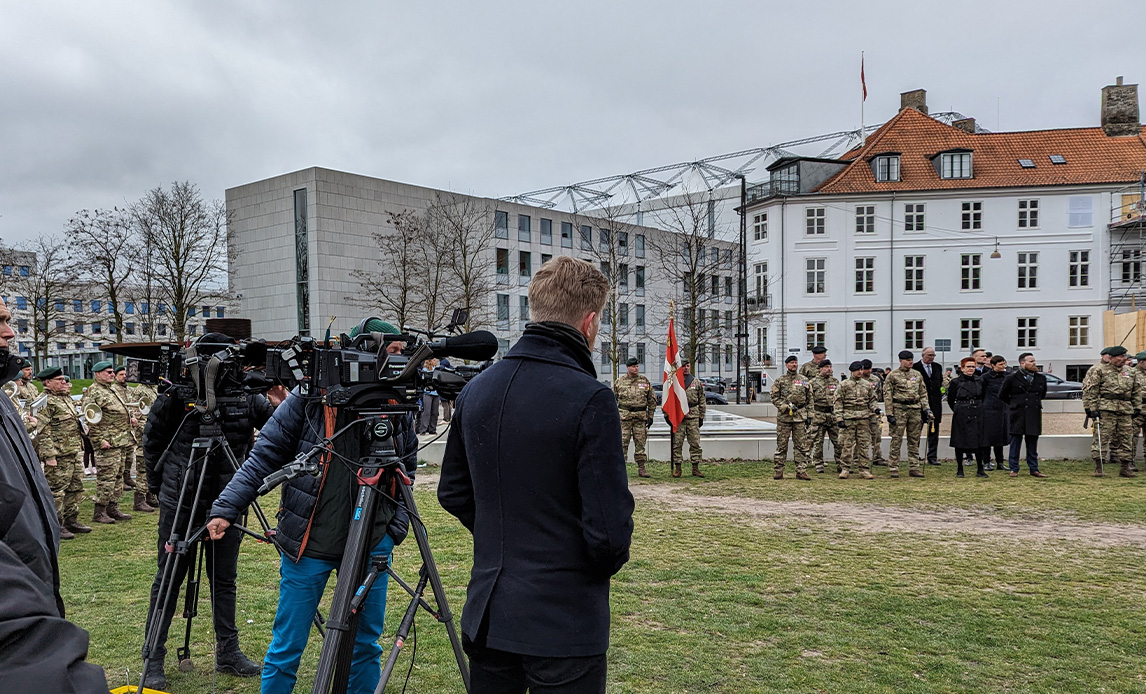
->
[[862, 359, 886, 467], [771, 355, 813, 480], [1131, 352, 1146, 472], [808, 359, 839, 475], [884, 350, 931, 479], [835, 361, 877, 479], [134, 381, 161, 509], [614, 357, 656, 478], [82, 360, 134, 524], [1083, 345, 1141, 478], [35, 367, 91, 540], [799, 346, 827, 381], [669, 360, 706, 478], [1083, 347, 1112, 468]]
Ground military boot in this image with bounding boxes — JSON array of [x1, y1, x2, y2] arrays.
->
[[691, 463, 704, 478], [122, 467, 135, 489], [1120, 462, 1137, 478], [838, 469, 849, 479], [146, 492, 159, 507], [774, 470, 784, 480], [134, 492, 156, 512], [92, 504, 115, 524], [1094, 460, 1105, 477], [671, 463, 682, 478], [106, 502, 132, 521], [57, 516, 75, 540], [64, 515, 92, 533], [796, 471, 811, 481], [141, 656, 167, 691], [909, 469, 925, 478], [858, 470, 874, 479], [216, 645, 261, 677], [636, 462, 650, 479]]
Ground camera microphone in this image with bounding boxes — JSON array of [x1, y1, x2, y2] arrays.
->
[[427, 330, 498, 361]]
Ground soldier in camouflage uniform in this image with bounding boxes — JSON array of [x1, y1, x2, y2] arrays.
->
[[35, 366, 91, 540], [835, 361, 877, 479], [1084, 348, 1113, 467], [614, 356, 657, 478], [771, 355, 813, 480], [134, 381, 160, 508], [799, 345, 828, 381], [1083, 345, 1141, 477], [5, 364, 41, 432], [884, 350, 931, 478], [82, 360, 135, 523], [669, 360, 706, 478], [808, 359, 840, 475], [1131, 351, 1146, 472], [111, 366, 141, 491], [862, 360, 886, 466]]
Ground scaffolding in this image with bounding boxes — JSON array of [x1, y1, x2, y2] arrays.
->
[[1107, 173, 1146, 313]]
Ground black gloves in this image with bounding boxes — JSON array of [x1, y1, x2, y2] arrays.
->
[[1086, 409, 1100, 420], [874, 408, 882, 416], [838, 420, 847, 429], [887, 415, 898, 426], [805, 417, 813, 427], [921, 408, 930, 423], [646, 418, 654, 428]]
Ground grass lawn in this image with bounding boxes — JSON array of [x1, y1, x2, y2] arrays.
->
[[63, 460, 1146, 693]]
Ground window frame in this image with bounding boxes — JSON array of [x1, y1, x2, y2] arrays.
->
[[752, 212, 768, 241], [904, 319, 924, 350], [855, 205, 876, 234], [1068, 315, 1090, 347], [961, 201, 982, 230], [854, 256, 875, 294], [959, 318, 982, 351], [1017, 317, 1038, 348], [805, 321, 826, 351], [805, 207, 826, 236], [1068, 250, 1090, 288], [904, 255, 925, 293], [854, 320, 876, 352], [960, 253, 982, 291], [1017, 251, 1039, 290], [1018, 199, 1040, 229], [805, 257, 827, 295]]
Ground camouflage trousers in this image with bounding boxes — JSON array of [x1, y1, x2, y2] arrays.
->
[[774, 419, 809, 472], [1133, 416, 1146, 463], [93, 445, 131, 505], [808, 414, 838, 468], [620, 417, 650, 465], [132, 445, 146, 478], [839, 419, 872, 472], [670, 419, 703, 466], [888, 406, 923, 473], [869, 417, 885, 463], [1093, 412, 1135, 466], [43, 450, 85, 519]]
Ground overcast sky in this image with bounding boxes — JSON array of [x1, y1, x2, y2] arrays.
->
[[1, 0, 1143, 244]]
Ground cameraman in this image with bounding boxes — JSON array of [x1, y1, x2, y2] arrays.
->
[[206, 318, 414, 694], [140, 333, 283, 690]]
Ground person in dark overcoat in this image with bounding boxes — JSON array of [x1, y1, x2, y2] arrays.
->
[[439, 256, 634, 693], [998, 352, 1049, 477], [979, 355, 1010, 471], [913, 347, 945, 466], [947, 357, 988, 477]]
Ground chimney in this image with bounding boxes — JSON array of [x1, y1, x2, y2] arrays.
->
[[900, 89, 928, 115], [952, 117, 976, 134], [1101, 76, 1140, 137]]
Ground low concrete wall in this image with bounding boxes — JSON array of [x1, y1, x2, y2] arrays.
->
[[713, 400, 1084, 419]]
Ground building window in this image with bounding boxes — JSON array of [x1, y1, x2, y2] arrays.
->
[[617, 231, 628, 256], [91, 322, 101, 334], [496, 248, 509, 278], [216, 307, 225, 318], [560, 221, 573, 248], [1068, 196, 1094, 228], [1069, 316, 1090, 347], [539, 218, 552, 245], [636, 342, 646, 366], [517, 215, 531, 243], [635, 305, 645, 332], [15, 297, 26, 310], [904, 255, 925, 292], [519, 251, 532, 280], [494, 210, 508, 239], [1018, 199, 1039, 228], [74, 322, 83, 334], [496, 294, 509, 321], [904, 203, 925, 232], [125, 302, 135, 315], [126, 322, 135, 336], [635, 234, 645, 258], [806, 322, 826, 351], [961, 202, 982, 230], [54, 300, 65, 312], [600, 262, 611, 283], [756, 327, 768, 362], [941, 152, 973, 179], [805, 207, 826, 235], [189, 307, 196, 317], [1017, 317, 1038, 348], [1017, 252, 1038, 289], [725, 275, 733, 298], [1121, 249, 1141, 284], [1069, 250, 1090, 288], [855, 205, 876, 234], [854, 321, 875, 352], [91, 300, 100, 313], [16, 319, 27, 334], [635, 266, 645, 293], [724, 310, 733, 330], [904, 320, 924, 350], [961, 253, 982, 290], [854, 257, 875, 294], [19, 266, 28, 277], [55, 320, 65, 331], [519, 296, 530, 323], [580, 225, 592, 250], [806, 258, 826, 294], [293, 188, 311, 335], [875, 155, 900, 182], [158, 324, 167, 336], [960, 318, 981, 351], [711, 275, 720, 297], [73, 299, 82, 312], [600, 342, 611, 366], [618, 303, 629, 328], [753, 213, 768, 241], [599, 228, 612, 253], [615, 263, 628, 290]]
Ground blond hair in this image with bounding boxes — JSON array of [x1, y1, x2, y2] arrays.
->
[[528, 256, 610, 326]]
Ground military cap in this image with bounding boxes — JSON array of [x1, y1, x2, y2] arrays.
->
[[114, 364, 126, 374], [92, 360, 113, 373], [860, 358, 872, 368], [625, 357, 639, 366], [898, 350, 914, 360], [36, 366, 62, 380], [784, 355, 798, 364], [819, 359, 832, 367], [1135, 351, 1146, 361], [1100, 346, 1111, 356], [848, 360, 864, 372], [810, 346, 827, 355], [1108, 345, 1128, 357]]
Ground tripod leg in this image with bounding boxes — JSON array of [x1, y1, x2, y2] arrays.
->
[[176, 540, 207, 672], [377, 571, 430, 691]]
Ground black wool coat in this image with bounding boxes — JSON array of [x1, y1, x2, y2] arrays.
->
[[913, 360, 945, 423], [999, 370, 1047, 436], [438, 330, 635, 658], [947, 375, 986, 449], [980, 370, 1010, 446]]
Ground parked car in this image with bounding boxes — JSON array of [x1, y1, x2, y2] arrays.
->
[[652, 384, 728, 406], [700, 377, 726, 394], [1042, 372, 1083, 399]]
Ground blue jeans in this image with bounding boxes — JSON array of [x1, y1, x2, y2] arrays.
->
[[1008, 434, 1039, 473], [262, 536, 394, 694]]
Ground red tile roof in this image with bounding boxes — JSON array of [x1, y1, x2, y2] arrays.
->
[[814, 107, 1146, 194]]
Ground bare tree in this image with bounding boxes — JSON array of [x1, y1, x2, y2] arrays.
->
[[131, 181, 229, 342], [426, 192, 496, 331], [0, 237, 80, 368], [64, 207, 135, 339], [349, 210, 424, 331], [415, 217, 461, 333]]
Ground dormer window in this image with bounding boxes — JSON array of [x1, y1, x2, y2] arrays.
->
[[872, 154, 901, 182], [936, 150, 973, 179]]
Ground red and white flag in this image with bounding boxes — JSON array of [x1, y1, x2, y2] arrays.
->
[[662, 314, 688, 432], [861, 53, 867, 102]]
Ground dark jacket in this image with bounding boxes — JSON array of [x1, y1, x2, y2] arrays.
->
[[143, 392, 275, 517], [209, 393, 412, 562], [947, 375, 985, 449], [438, 328, 635, 658], [913, 360, 945, 421], [980, 370, 1009, 447], [999, 370, 1047, 436]]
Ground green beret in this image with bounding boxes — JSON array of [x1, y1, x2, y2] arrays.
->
[[1135, 351, 1146, 361], [36, 367, 62, 381], [349, 318, 399, 338], [92, 360, 113, 373], [1108, 345, 1128, 357], [625, 357, 639, 366], [114, 365, 126, 373], [1100, 347, 1111, 356]]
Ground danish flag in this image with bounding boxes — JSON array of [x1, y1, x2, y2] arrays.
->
[[662, 314, 688, 432]]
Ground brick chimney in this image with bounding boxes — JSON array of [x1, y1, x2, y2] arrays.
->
[[900, 89, 928, 115], [1102, 76, 1140, 137], [952, 117, 976, 134]]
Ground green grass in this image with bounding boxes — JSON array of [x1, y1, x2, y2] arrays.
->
[[70, 378, 94, 394], [62, 461, 1146, 693]]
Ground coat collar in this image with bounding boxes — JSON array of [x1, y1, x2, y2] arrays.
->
[[505, 331, 597, 378]]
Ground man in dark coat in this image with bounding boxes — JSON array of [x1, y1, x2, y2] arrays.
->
[[439, 256, 635, 693], [913, 347, 944, 466], [998, 352, 1049, 478]]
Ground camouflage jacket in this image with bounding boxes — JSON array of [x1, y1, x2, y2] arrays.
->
[[834, 375, 878, 422], [809, 374, 840, 420], [884, 367, 928, 411], [35, 392, 83, 459], [682, 377, 706, 420], [5, 379, 39, 407], [866, 374, 884, 402], [127, 383, 157, 438], [82, 380, 134, 448], [771, 371, 813, 422], [799, 359, 824, 381], [1083, 362, 1141, 414], [612, 374, 656, 420]]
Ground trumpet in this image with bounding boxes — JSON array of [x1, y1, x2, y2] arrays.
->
[[83, 402, 103, 425], [27, 394, 48, 440]]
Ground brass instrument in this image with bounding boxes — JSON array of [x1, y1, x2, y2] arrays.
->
[[83, 402, 103, 425], [28, 394, 48, 440]]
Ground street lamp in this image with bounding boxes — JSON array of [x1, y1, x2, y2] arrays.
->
[[732, 175, 748, 404]]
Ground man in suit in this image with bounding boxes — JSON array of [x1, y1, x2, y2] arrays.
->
[[913, 347, 944, 466], [439, 256, 635, 693], [999, 352, 1049, 478]]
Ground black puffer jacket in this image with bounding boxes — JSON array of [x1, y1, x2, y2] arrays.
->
[[143, 392, 275, 518]]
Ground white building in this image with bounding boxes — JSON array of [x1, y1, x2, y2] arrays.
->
[[744, 81, 1146, 383]]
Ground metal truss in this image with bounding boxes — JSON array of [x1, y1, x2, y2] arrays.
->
[[504, 112, 981, 212]]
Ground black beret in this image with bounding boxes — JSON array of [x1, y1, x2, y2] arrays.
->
[[784, 355, 798, 363], [848, 361, 864, 372], [1109, 345, 1128, 357], [36, 366, 62, 380], [860, 359, 872, 368], [811, 346, 827, 355], [898, 350, 914, 360], [625, 357, 639, 366], [820, 359, 832, 367]]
